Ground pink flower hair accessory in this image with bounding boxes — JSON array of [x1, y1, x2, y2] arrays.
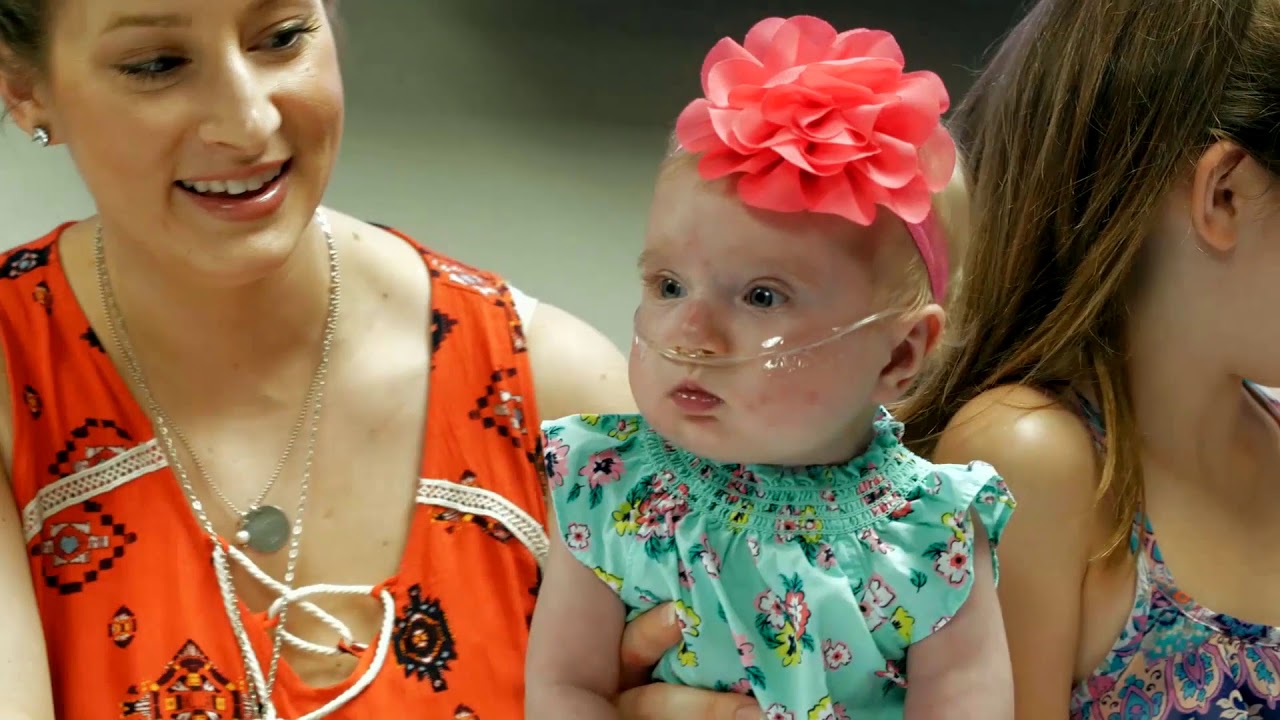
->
[[675, 15, 956, 300]]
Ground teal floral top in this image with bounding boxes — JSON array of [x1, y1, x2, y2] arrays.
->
[[542, 409, 1016, 719]]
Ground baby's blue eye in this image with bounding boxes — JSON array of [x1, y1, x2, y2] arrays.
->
[[746, 286, 782, 308], [659, 278, 685, 299]]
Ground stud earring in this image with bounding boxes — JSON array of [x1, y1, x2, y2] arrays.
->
[[31, 126, 50, 147]]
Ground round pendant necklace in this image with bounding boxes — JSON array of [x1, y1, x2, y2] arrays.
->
[[237, 505, 292, 553], [94, 214, 337, 556], [174, 393, 315, 553], [175, 388, 316, 554], [96, 211, 340, 717]]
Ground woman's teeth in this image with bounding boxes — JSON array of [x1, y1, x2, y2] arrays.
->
[[178, 165, 285, 196]]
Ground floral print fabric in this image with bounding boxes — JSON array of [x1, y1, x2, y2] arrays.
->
[[544, 409, 1015, 719]]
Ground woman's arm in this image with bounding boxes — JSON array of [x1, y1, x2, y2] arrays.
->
[[525, 302, 636, 418], [903, 521, 1013, 719], [932, 385, 1102, 720], [613, 607, 762, 720], [0, 474, 54, 720], [0, 347, 55, 720]]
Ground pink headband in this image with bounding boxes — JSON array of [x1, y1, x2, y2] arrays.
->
[[674, 15, 956, 300]]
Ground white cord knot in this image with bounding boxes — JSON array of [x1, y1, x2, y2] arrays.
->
[[214, 545, 397, 720]]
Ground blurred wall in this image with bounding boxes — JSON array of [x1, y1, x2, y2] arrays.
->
[[0, 1, 1025, 346]]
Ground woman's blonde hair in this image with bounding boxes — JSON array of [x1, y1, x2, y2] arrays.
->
[[895, 0, 1280, 559]]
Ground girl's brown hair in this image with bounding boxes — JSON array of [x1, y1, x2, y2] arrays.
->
[[895, 0, 1280, 557]]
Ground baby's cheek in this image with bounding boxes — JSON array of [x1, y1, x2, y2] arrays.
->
[[737, 375, 825, 414], [627, 361, 662, 413]]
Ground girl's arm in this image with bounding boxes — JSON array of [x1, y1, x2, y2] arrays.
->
[[903, 520, 1013, 719], [932, 385, 1101, 720], [526, 527, 627, 719]]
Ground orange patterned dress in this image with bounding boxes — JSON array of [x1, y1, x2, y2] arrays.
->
[[0, 222, 548, 719]]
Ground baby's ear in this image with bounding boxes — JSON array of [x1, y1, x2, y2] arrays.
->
[[871, 306, 945, 404]]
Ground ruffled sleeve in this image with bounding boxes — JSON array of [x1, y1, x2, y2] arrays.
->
[[541, 413, 650, 598], [854, 460, 1015, 656]]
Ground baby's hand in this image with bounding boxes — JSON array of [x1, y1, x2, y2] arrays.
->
[[615, 603, 762, 720]]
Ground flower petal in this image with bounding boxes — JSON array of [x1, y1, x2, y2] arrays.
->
[[674, 99, 718, 152], [793, 107, 846, 141], [918, 125, 958, 192], [742, 16, 787, 60], [705, 55, 768, 107], [829, 28, 904, 64], [729, 105, 778, 149], [699, 148, 779, 178], [807, 137, 872, 169], [863, 133, 920, 189], [806, 171, 878, 225], [706, 107, 752, 153], [806, 58, 905, 94], [737, 162, 809, 213], [881, 175, 934, 225], [726, 83, 767, 108], [761, 64, 806, 89], [744, 16, 839, 70], [840, 102, 886, 139], [758, 83, 827, 124], [894, 70, 951, 114], [701, 38, 761, 103], [874, 101, 939, 146], [759, 15, 840, 68], [772, 141, 819, 174]]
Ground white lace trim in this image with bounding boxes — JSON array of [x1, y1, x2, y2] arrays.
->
[[19, 451, 551, 569], [21, 439, 167, 543], [416, 478, 549, 566]]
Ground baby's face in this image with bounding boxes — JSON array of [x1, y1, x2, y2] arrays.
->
[[630, 163, 899, 466]]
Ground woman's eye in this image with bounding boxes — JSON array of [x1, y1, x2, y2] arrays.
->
[[263, 24, 317, 51], [745, 286, 784, 308], [118, 56, 188, 80]]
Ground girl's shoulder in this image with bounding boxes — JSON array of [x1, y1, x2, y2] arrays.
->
[[930, 384, 1102, 528], [932, 384, 1099, 476]]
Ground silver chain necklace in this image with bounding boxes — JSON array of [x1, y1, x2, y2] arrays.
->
[[95, 211, 340, 717], [97, 220, 335, 553], [185, 392, 310, 553]]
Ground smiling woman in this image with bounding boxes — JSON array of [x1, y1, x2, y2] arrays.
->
[[0, 1, 670, 719]]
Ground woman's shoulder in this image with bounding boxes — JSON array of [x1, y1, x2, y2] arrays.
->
[[0, 221, 78, 281], [333, 212, 519, 302], [331, 209, 634, 420], [0, 221, 85, 455], [2, 221, 76, 251]]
